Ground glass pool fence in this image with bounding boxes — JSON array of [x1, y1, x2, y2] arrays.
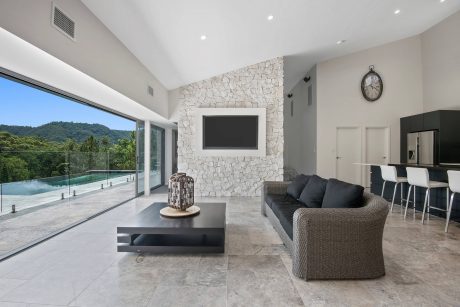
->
[[0, 151, 136, 214]]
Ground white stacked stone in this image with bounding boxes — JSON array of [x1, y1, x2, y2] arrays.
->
[[177, 57, 284, 196]]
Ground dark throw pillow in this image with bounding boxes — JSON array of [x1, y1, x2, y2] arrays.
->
[[298, 175, 328, 208], [322, 179, 364, 209], [286, 174, 311, 199]]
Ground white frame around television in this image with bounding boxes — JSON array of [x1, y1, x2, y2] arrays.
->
[[196, 108, 266, 157]]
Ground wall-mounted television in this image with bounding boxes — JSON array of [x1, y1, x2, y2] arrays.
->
[[202, 115, 258, 149], [196, 108, 266, 157]]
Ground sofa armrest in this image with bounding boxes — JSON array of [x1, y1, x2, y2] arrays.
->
[[261, 181, 290, 216], [292, 194, 389, 280]]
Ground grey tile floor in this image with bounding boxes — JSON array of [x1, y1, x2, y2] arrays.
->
[[0, 193, 458, 306]]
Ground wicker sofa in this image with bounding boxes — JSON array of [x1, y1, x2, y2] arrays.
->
[[261, 180, 389, 280]]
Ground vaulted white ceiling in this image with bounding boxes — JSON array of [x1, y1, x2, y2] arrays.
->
[[82, 0, 460, 91]]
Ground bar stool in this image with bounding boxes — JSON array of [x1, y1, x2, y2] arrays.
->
[[380, 165, 407, 213], [445, 170, 460, 232], [404, 167, 449, 224]]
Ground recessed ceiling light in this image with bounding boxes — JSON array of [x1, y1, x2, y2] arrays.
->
[[394, 9, 401, 15], [440, 0, 446, 3], [200, 35, 207, 40], [267, 15, 274, 21], [336, 40, 346, 45]]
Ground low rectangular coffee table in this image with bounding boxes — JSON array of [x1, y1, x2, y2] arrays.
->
[[117, 202, 226, 253]]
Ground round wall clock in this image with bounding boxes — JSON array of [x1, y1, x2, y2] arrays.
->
[[361, 65, 383, 102]]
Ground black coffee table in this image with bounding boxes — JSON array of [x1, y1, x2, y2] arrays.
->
[[117, 202, 226, 253]]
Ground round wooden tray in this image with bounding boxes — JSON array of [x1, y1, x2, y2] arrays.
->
[[160, 205, 200, 217]]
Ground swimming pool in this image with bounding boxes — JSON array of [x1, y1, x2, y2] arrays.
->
[[1, 171, 135, 195]]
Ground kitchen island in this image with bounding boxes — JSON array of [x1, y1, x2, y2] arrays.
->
[[370, 163, 460, 222]]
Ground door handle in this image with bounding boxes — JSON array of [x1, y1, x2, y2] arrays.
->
[[336, 156, 342, 160]]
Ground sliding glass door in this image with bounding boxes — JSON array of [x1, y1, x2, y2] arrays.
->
[[136, 121, 164, 194], [136, 121, 145, 195], [150, 125, 164, 189], [0, 70, 137, 259]]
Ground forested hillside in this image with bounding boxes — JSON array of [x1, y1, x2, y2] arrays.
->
[[0, 128, 136, 183], [0, 122, 132, 143]]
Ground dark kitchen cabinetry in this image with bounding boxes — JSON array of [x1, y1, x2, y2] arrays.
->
[[400, 110, 460, 164], [422, 111, 440, 131], [439, 111, 460, 164], [407, 113, 424, 131]]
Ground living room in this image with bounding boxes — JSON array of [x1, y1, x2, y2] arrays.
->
[[0, 0, 459, 306]]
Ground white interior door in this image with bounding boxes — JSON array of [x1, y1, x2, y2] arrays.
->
[[365, 127, 389, 188], [336, 127, 361, 185]]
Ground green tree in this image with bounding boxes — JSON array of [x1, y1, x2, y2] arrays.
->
[[80, 136, 99, 170], [0, 127, 136, 183], [80, 135, 99, 153], [0, 156, 30, 182], [100, 136, 110, 152], [110, 131, 136, 170], [62, 139, 78, 151]]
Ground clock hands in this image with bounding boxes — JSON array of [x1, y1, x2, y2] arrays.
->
[[366, 83, 380, 98], [362, 68, 382, 101]]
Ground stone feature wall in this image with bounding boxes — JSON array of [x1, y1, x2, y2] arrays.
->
[[175, 58, 284, 196]]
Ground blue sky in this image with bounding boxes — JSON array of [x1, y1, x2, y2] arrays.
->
[[0, 76, 135, 131]]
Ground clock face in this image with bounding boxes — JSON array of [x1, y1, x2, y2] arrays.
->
[[361, 70, 383, 102]]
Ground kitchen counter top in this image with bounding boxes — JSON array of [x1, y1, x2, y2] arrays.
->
[[389, 163, 460, 171]]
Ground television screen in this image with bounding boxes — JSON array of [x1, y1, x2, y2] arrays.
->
[[203, 115, 258, 149]]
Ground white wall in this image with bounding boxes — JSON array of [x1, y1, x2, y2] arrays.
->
[[316, 36, 424, 179], [0, 0, 169, 119], [284, 65, 317, 178], [168, 88, 182, 123], [421, 11, 460, 112]]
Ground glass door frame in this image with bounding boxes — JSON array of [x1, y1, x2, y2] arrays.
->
[[135, 121, 165, 195], [135, 120, 145, 196], [150, 124, 165, 191]]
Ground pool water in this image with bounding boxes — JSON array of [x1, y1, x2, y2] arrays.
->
[[1, 172, 134, 195], [51, 173, 131, 186]]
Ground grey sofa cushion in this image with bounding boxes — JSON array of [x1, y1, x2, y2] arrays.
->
[[298, 175, 328, 208], [271, 201, 304, 240], [265, 194, 297, 209], [322, 178, 364, 209], [286, 175, 311, 199]]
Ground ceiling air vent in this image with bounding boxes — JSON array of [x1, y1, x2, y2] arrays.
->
[[52, 4, 75, 41]]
